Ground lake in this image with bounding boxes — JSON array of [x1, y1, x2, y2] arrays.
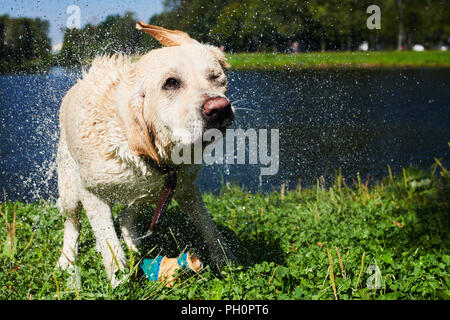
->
[[1, 67, 449, 202]]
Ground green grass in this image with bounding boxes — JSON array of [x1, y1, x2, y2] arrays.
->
[[1, 157, 449, 300], [227, 51, 450, 70]]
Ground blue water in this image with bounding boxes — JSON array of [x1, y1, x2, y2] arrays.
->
[[1, 67, 449, 201]]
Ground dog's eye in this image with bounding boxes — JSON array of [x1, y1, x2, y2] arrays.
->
[[163, 78, 180, 90], [209, 74, 220, 81]]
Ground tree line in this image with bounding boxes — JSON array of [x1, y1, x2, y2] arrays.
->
[[152, 0, 449, 52], [1, 0, 449, 72], [59, 0, 450, 66], [0, 15, 52, 73]]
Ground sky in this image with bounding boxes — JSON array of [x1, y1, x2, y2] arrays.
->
[[1, 0, 165, 46]]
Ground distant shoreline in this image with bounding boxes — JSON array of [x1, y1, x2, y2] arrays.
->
[[226, 51, 450, 70], [2, 50, 450, 75]]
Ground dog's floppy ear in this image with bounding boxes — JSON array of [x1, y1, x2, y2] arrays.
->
[[127, 92, 161, 164], [136, 21, 198, 47]]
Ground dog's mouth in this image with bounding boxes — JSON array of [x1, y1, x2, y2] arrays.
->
[[204, 111, 234, 133]]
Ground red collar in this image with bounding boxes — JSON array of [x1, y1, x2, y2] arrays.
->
[[149, 168, 177, 231]]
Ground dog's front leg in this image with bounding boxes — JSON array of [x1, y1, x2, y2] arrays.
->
[[174, 183, 237, 268], [80, 188, 127, 285], [119, 198, 148, 253]]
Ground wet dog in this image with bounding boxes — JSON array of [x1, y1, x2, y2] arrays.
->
[[56, 22, 235, 285]]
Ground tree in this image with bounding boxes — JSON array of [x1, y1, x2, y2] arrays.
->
[[59, 12, 157, 67], [146, 0, 450, 52], [0, 15, 51, 73]]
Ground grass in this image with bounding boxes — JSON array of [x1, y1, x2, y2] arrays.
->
[[1, 157, 449, 300], [226, 50, 450, 70]]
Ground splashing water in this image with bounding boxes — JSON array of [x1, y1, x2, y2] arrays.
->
[[1, 67, 449, 202], [0, 67, 80, 202]]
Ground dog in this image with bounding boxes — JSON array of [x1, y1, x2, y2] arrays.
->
[[56, 22, 236, 285]]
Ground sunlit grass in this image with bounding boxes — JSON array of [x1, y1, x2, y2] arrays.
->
[[1, 156, 449, 300], [227, 51, 450, 70]]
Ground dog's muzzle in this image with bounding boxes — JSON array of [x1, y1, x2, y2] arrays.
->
[[201, 97, 234, 129]]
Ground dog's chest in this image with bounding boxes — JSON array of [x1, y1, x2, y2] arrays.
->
[[83, 158, 169, 205]]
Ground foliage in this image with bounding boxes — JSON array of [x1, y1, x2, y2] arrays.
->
[[153, 0, 450, 52], [2, 1, 450, 71], [58, 12, 158, 67], [0, 15, 52, 73], [1, 158, 449, 300]]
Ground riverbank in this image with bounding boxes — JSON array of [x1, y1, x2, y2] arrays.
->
[[2, 51, 450, 74], [1, 159, 449, 300], [227, 51, 450, 70]]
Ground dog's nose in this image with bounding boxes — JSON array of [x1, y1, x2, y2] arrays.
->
[[202, 97, 232, 119]]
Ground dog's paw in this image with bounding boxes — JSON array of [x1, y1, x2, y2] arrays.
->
[[209, 243, 239, 272], [110, 272, 128, 289], [66, 265, 82, 291], [56, 254, 73, 271]]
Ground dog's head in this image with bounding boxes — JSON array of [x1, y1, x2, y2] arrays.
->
[[125, 22, 234, 164]]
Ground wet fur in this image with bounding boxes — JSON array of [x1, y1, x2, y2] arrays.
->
[[56, 24, 235, 285]]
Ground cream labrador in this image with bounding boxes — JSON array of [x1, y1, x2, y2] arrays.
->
[[56, 22, 236, 285]]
